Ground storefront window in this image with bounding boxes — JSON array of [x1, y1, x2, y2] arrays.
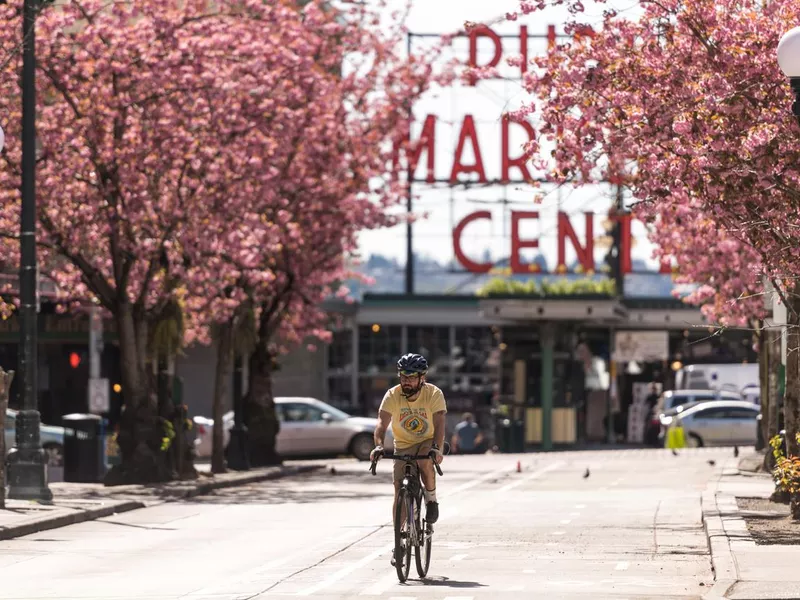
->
[[327, 329, 353, 375], [327, 376, 355, 413], [407, 326, 451, 385], [358, 325, 402, 375]]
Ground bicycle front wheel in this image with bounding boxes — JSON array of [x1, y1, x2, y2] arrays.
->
[[394, 489, 412, 582], [414, 494, 432, 578]]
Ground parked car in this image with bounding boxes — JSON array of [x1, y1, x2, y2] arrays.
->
[[4, 409, 65, 467], [645, 389, 742, 446], [194, 397, 392, 461], [661, 400, 760, 447]]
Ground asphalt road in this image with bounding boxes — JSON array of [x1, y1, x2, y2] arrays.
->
[[0, 447, 738, 600]]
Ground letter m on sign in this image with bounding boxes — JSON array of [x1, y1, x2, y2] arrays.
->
[[393, 115, 436, 183]]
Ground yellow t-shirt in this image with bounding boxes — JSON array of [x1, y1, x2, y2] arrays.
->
[[379, 383, 447, 449]]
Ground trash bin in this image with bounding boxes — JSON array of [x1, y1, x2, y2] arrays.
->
[[62, 413, 106, 483]]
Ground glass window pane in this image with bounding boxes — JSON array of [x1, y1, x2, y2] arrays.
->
[[359, 325, 402, 375], [327, 330, 353, 374]]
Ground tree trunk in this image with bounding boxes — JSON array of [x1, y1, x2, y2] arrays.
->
[[784, 281, 800, 458], [244, 343, 281, 467], [104, 302, 172, 485], [791, 493, 800, 520], [0, 369, 13, 509], [211, 319, 234, 474]]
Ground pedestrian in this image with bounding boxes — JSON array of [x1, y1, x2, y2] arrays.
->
[[451, 412, 483, 454]]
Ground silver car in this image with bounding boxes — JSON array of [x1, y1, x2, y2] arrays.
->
[[194, 397, 392, 461], [663, 400, 759, 447]]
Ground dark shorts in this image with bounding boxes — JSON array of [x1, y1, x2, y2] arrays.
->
[[393, 440, 434, 482]]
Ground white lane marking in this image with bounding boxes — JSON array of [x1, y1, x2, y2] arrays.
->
[[449, 465, 518, 496], [615, 561, 630, 571], [449, 553, 468, 561], [506, 585, 525, 592], [569, 512, 580, 517], [560, 519, 572, 525], [296, 543, 393, 596], [523, 569, 536, 573], [575, 504, 586, 509], [361, 572, 401, 596], [499, 461, 564, 493], [551, 531, 566, 536]]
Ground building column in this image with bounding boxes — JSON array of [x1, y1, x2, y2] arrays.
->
[[540, 323, 555, 451]]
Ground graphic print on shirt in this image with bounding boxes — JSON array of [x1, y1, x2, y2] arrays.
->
[[399, 407, 429, 437]]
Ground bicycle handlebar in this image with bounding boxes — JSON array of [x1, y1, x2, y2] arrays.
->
[[369, 450, 444, 477]]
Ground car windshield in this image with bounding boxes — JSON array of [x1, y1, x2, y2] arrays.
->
[[313, 401, 351, 420], [277, 400, 351, 420]]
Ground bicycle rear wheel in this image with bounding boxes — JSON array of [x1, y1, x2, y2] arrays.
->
[[414, 493, 432, 578], [394, 489, 412, 582]]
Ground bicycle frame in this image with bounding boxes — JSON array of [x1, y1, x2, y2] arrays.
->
[[370, 450, 443, 547]]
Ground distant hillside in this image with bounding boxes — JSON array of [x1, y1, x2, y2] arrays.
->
[[346, 253, 692, 299]]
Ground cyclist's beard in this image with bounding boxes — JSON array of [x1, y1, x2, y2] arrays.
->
[[401, 381, 423, 397]]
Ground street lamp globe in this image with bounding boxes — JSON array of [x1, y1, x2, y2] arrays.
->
[[777, 27, 800, 115], [778, 27, 800, 77]]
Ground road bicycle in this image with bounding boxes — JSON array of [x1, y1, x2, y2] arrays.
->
[[370, 449, 444, 582]]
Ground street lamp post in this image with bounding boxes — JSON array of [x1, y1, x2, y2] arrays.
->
[[7, 0, 53, 501], [778, 27, 800, 118]]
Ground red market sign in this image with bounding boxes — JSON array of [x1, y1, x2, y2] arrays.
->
[[407, 114, 537, 184], [403, 24, 596, 185], [452, 210, 672, 275]]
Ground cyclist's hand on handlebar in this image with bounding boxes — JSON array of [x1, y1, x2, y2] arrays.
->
[[430, 446, 444, 465], [370, 446, 384, 462]]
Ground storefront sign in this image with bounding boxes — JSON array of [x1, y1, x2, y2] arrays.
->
[[612, 331, 669, 363]]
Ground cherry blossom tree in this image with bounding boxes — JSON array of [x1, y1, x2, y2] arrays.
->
[[0, 0, 362, 482], [492, 0, 800, 450], [195, 0, 450, 467]]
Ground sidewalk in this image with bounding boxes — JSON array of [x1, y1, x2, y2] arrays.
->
[[703, 452, 800, 599], [0, 462, 322, 542]]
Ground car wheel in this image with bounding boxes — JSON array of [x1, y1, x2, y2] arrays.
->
[[687, 433, 703, 448], [43, 443, 64, 468], [350, 433, 374, 461]]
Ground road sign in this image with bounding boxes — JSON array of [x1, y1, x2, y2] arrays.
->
[[88, 378, 109, 414]]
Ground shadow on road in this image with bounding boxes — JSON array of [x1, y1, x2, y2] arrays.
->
[[180, 469, 393, 505], [402, 576, 486, 589]]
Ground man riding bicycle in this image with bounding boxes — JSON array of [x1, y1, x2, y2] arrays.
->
[[371, 353, 446, 564]]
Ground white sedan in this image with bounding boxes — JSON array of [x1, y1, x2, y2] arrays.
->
[[194, 397, 392, 461]]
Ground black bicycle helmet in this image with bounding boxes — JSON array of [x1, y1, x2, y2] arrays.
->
[[397, 353, 428, 374]]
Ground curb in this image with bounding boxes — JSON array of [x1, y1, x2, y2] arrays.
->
[[0, 499, 144, 541], [701, 487, 737, 599], [700, 460, 746, 600], [701, 459, 753, 600]]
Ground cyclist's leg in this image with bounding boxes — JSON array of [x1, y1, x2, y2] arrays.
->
[[416, 440, 439, 523]]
